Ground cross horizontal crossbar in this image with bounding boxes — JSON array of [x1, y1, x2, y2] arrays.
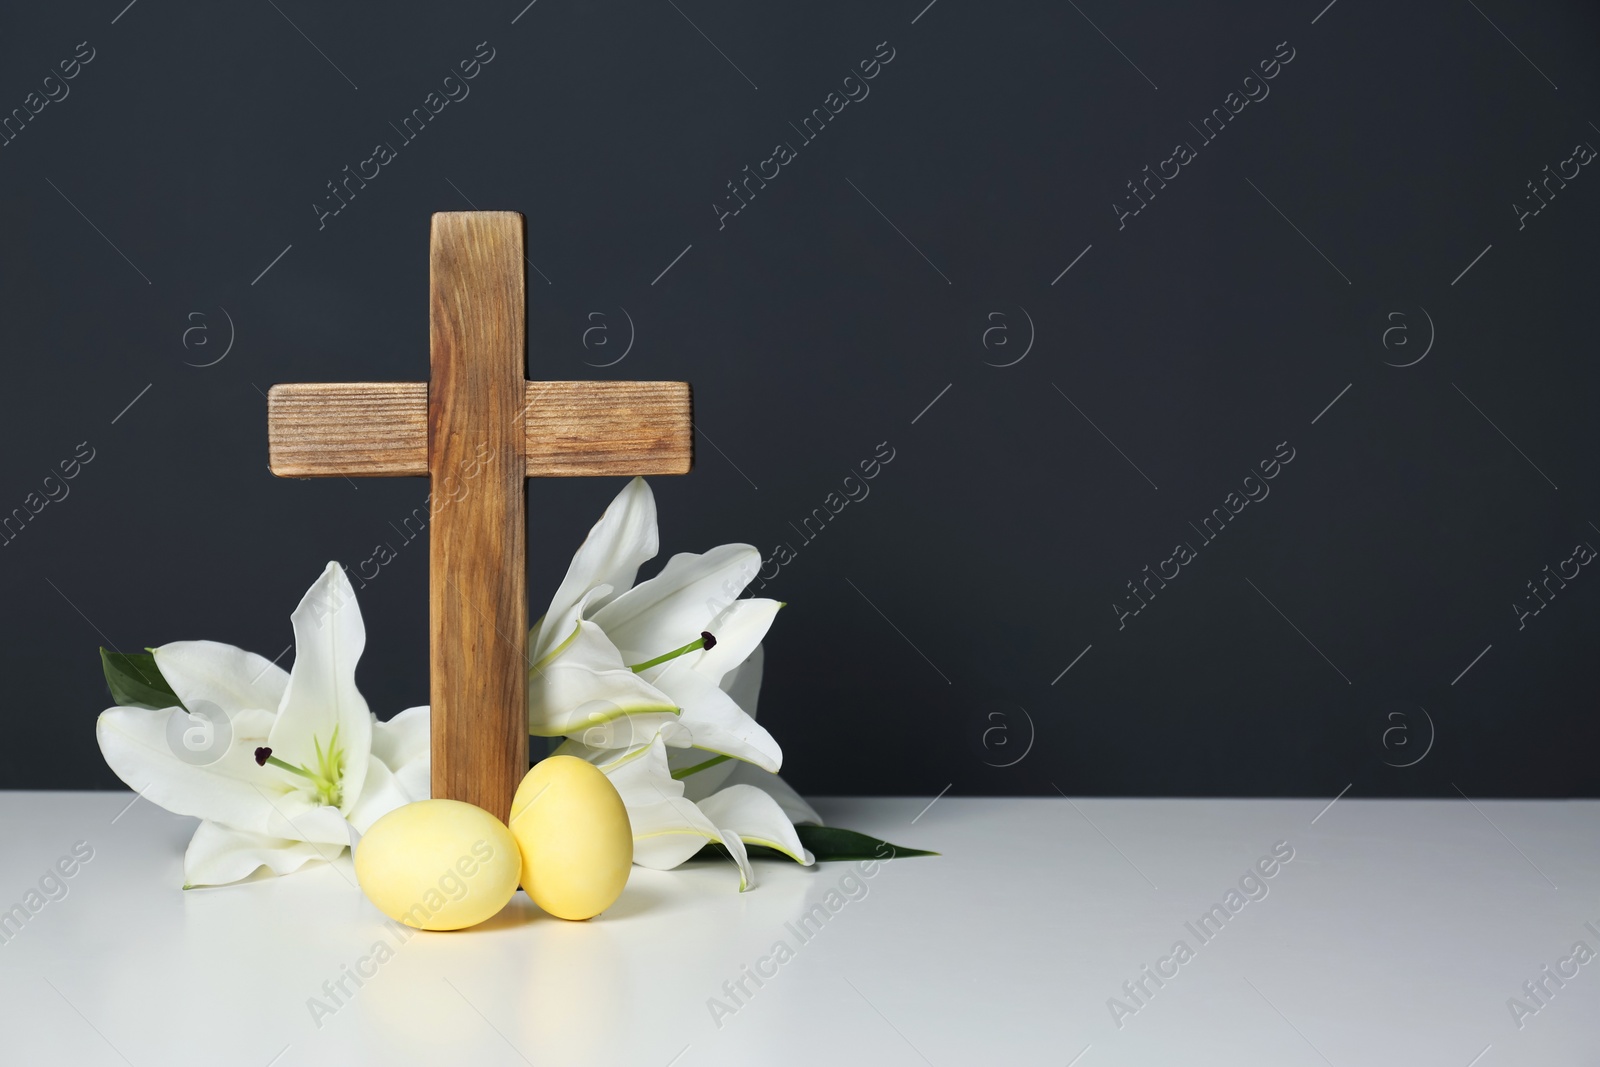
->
[[266, 380, 692, 477]]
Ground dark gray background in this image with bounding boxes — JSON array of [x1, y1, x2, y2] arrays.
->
[[3, 0, 1596, 798]]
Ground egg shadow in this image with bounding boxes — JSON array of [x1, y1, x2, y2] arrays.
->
[[477, 893, 545, 931], [400, 892, 543, 934]]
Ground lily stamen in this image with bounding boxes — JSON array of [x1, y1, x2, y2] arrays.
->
[[255, 744, 343, 805], [627, 631, 716, 674]]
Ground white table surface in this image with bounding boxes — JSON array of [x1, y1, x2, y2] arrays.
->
[[1, 792, 1595, 1066]]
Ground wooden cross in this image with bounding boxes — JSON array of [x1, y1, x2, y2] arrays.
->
[[265, 212, 692, 822]]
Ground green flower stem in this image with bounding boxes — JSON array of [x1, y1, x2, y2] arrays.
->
[[671, 753, 731, 780], [264, 755, 319, 783], [628, 631, 715, 674], [263, 749, 343, 806]]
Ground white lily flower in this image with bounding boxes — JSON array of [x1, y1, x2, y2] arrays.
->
[[552, 646, 820, 890], [534, 479, 820, 889], [565, 730, 814, 892], [675, 647, 821, 828], [96, 563, 430, 888], [528, 478, 784, 773]]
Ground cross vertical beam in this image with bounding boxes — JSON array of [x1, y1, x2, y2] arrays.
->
[[427, 212, 528, 821], [266, 210, 694, 825]]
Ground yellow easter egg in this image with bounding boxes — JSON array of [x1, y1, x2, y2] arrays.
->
[[509, 756, 633, 920], [354, 799, 521, 931]]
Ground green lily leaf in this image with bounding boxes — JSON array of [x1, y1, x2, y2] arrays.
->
[[700, 825, 938, 864], [100, 648, 183, 711], [796, 825, 938, 861]]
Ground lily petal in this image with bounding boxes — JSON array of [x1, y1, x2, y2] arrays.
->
[[591, 544, 763, 664], [693, 600, 781, 686], [598, 736, 754, 890], [533, 477, 658, 662], [720, 644, 765, 718], [153, 640, 288, 718], [622, 794, 727, 870], [667, 645, 768, 791], [645, 662, 781, 772], [717, 830, 754, 892], [667, 745, 739, 794], [698, 784, 815, 865], [707, 762, 823, 827], [269, 563, 372, 812], [676, 648, 819, 824], [246, 789, 355, 848], [529, 619, 681, 740], [370, 706, 431, 803], [183, 819, 343, 888], [97, 704, 348, 841], [345, 754, 415, 833]]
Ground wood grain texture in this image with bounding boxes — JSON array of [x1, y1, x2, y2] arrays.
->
[[521, 379, 692, 475], [266, 380, 692, 478], [267, 382, 427, 477], [427, 211, 528, 822]]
